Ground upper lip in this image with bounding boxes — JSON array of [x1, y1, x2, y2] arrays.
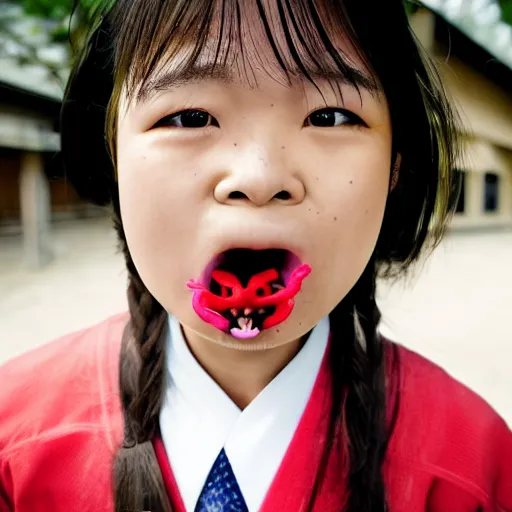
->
[[210, 240, 304, 261], [200, 241, 304, 286]]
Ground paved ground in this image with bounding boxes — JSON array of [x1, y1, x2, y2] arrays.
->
[[0, 217, 511, 424]]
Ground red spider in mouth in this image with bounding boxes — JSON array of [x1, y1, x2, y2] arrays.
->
[[187, 249, 311, 339]]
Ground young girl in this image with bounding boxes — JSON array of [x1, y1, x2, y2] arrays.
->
[[0, 0, 511, 511]]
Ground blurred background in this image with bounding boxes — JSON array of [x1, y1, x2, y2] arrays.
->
[[0, 0, 511, 423]]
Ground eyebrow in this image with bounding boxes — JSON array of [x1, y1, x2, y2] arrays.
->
[[136, 61, 381, 105]]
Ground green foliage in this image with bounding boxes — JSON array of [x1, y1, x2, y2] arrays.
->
[[8, 0, 109, 42], [18, 0, 107, 21], [1, 0, 111, 59], [499, 0, 512, 24], [404, 1, 421, 16], [0, 0, 108, 86], [20, 0, 72, 20]]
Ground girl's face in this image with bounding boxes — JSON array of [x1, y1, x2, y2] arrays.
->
[[116, 5, 392, 350]]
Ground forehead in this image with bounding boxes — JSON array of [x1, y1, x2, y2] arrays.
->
[[204, 0, 364, 70], [121, 0, 380, 103]]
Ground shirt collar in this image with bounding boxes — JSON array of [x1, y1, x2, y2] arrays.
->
[[160, 315, 330, 512]]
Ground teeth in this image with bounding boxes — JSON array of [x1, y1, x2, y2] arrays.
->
[[258, 308, 266, 315], [231, 309, 238, 317], [237, 317, 254, 331], [272, 283, 284, 290], [244, 308, 253, 316]]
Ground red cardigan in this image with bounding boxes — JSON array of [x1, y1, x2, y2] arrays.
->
[[0, 313, 510, 511]]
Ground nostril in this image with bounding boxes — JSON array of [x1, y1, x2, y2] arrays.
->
[[274, 190, 292, 201], [229, 191, 249, 200], [226, 190, 293, 202]]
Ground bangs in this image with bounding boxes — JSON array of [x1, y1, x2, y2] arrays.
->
[[109, 0, 380, 104]]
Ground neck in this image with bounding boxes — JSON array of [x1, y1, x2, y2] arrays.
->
[[181, 327, 304, 409]]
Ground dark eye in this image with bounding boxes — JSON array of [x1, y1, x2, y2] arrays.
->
[[306, 108, 365, 128], [154, 109, 219, 129]]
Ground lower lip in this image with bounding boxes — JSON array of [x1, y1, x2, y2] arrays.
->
[[230, 327, 261, 339]]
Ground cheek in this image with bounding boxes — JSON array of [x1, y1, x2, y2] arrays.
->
[[334, 159, 389, 237], [310, 139, 390, 230], [304, 140, 390, 301], [115, 135, 206, 294]]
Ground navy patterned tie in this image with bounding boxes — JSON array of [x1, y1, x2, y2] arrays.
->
[[195, 448, 249, 512]]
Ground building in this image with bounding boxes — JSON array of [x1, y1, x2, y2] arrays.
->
[[411, 5, 512, 229], [0, 6, 100, 268]]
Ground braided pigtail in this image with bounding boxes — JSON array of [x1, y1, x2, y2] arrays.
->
[[338, 261, 390, 511], [112, 214, 172, 512], [309, 257, 396, 512], [334, 259, 392, 511]]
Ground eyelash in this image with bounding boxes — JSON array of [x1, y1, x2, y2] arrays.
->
[[152, 107, 366, 130], [304, 107, 367, 128], [152, 109, 219, 130]]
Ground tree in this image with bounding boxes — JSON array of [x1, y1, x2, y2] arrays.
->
[[499, 0, 512, 24], [10, 0, 108, 41], [0, 0, 108, 87]]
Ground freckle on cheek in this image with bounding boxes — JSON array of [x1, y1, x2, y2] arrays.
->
[[349, 180, 353, 185], [333, 217, 338, 221]]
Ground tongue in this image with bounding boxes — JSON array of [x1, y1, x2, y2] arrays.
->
[[230, 316, 260, 339]]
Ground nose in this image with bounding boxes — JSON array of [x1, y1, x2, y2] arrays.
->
[[213, 145, 306, 207]]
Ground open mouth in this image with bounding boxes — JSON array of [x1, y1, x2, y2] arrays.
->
[[187, 249, 311, 339]]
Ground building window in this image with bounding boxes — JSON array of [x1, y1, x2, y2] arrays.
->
[[456, 170, 465, 213], [483, 173, 499, 213], [450, 169, 465, 214]]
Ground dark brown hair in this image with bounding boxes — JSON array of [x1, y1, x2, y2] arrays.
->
[[61, 1, 461, 511]]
